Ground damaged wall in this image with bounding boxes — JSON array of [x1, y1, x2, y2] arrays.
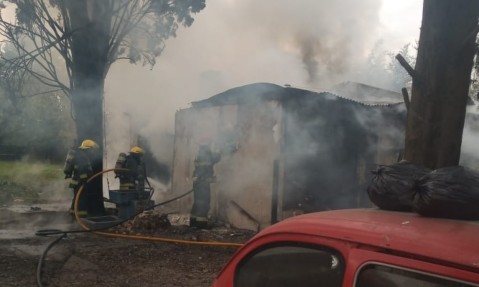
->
[[170, 83, 406, 230], [171, 100, 282, 230], [279, 87, 406, 218]]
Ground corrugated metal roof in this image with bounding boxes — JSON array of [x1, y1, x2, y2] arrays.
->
[[191, 82, 405, 108], [329, 81, 404, 105]]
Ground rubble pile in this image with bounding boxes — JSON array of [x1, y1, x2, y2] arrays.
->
[[111, 211, 171, 234], [109, 211, 256, 244]]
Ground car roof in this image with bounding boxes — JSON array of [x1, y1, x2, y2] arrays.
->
[[254, 209, 479, 271]]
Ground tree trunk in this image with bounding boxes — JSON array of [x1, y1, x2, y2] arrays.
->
[[67, 0, 111, 206], [404, 0, 479, 169]]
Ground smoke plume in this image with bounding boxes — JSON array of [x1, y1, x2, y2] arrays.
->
[[103, 0, 423, 192]]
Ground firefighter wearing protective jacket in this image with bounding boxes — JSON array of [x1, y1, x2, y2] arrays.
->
[[114, 146, 147, 191], [190, 144, 221, 228], [64, 139, 102, 217]]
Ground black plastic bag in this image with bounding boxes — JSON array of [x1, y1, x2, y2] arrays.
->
[[413, 166, 479, 220], [367, 161, 430, 211]]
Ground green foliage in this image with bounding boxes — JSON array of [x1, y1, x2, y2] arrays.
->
[[114, 0, 207, 67], [2, 0, 207, 73], [0, 84, 75, 161], [0, 160, 65, 205], [14, 0, 36, 27], [356, 41, 417, 91], [387, 43, 417, 91], [0, 0, 206, 150], [0, 161, 62, 180]]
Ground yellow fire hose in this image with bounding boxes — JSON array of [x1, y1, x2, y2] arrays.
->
[[73, 168, 244, 248]]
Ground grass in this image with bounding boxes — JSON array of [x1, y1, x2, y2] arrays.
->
[[0, 160, 65, 205]]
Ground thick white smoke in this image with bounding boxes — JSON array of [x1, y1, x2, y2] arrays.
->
[[103, 0, 422, 190]]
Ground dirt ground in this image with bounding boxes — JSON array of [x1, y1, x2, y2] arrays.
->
[[0, 206, 256, 287]]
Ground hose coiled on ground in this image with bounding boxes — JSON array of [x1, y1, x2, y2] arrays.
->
[[35, 168, 244, 287]]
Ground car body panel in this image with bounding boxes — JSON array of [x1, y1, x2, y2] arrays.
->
[[212, 208, 479, 287]]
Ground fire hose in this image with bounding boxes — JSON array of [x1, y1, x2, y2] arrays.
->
[[35, 168, 244, 287], [72, 168, 243, 247]]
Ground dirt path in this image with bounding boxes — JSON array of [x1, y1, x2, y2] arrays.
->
[[0, 206, 254, 287]]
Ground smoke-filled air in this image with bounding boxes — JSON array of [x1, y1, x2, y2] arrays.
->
[[104, 0, 422, 189], [5, 1, 479, 285]]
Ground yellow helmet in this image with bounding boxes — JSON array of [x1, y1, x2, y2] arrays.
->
[[79, 139, 99, 149], [130, 146, 144, 154]]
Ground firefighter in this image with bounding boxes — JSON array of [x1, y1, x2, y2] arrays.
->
[[114, 146, 147, 191], [64, 139, 104, 217], [190, 144, 221, 228]]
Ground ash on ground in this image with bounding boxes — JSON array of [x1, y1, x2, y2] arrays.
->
[[109, 211, 256, 244]]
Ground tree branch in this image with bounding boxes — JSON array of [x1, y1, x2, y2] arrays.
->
[[461, 25, 479, 48], [401, 87, 410, 111], [395, 53, 417, 80]]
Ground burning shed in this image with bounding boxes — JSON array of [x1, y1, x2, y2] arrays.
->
[[170, 82, 406, 230]]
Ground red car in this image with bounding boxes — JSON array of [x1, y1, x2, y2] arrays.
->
[[212, 209, 479, 287]]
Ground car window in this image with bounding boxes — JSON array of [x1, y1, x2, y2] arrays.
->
[[234, 243, 344, 287], [356, 264, 476, 287]]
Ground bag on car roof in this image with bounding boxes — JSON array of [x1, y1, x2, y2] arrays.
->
[[413, 165, 479, 220], [367, 161, 430, 211]]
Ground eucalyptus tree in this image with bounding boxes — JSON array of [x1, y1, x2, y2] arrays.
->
[[0, 0, 205, 196], [404, 0, 479, 169], [0, 0, 205, 143]]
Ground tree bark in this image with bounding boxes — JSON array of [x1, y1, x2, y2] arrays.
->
[[66, 0, 112, 202], [404, 0, 479, 169]]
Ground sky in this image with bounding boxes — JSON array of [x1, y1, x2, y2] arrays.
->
[[103, 0, 423, 166]]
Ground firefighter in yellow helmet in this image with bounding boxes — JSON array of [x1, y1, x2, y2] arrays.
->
[[63, 139, 103, 217], [114, 146, 147, 191]]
